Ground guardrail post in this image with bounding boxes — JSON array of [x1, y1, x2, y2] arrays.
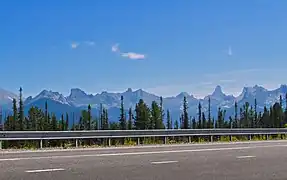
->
[[40, 139, 43, 149], [188, 136, 191, 143], [137, 137, 140, 145], [266, 134, 269, 140], [75, 139, 78, 148], [248, 135, 252, 141], [210, 135, 213, 142], [229, 135, 232, 142], [164, 137, 167, 144], [108, 138, 111, 146], [0, 140, 2, 149]]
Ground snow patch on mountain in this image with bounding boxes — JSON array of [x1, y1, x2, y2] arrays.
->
[[25, 90, 70, 105]]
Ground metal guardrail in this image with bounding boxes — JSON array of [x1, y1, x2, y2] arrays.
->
[[1, 128, 287, 140]]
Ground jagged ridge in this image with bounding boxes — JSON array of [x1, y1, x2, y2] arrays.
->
[[1, 85, 287, 122]]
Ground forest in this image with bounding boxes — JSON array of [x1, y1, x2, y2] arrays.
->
[[2, 88, 287, 132]]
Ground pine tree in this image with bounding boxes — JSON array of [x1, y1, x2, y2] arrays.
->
[[192, 117, 196, 129], [197, 102, 202, 129], [72, 112, 75, 130], [208, 97, 211, 128], [254, 99, 258, 128], [65, 113, 69, 130], [182, 96, 189, 129], [102, 108, 109, 130], [61, 114, 65, 131], [28, 107, 36, 130], [202, 112, 206, 129], [51, 113, 58, 130], [159, 96, 165, 128], [12, 98, 17, 131], [99, 103, 103, 130], [262, 106, 270, 127], [0, 108, 2, 130], [166, 109, 172, 129], [119, 96, 126, 130], [217, 107, 225, 128], [229, 116, 233, 128], [151, 101, 164, 129], [18, 87, 24, 130], [174, 119, 179, 129], [128, 107, 133, 130], [88, 104, 92, 130], [249, 106, 254, 128], [243, 102, 249, 128], [234, 101, 238, 128], [134, 99, 150, 130], [44, 101, 49, 130]]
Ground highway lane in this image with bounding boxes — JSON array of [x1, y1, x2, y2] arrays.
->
[[1, 140, 287, 180]]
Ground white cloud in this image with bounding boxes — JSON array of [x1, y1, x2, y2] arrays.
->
[[71, 42, 79, 49], [112, 43, 146, 60], [112, 43, 120, 52], [121, 52, 145, 60]]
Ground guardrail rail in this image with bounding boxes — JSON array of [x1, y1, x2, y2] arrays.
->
[[1, 128, 287, 149]]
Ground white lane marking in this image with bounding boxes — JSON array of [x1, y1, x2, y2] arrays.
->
[[151, 160, 178, 164], [0, 144, 286, 162], [2, 140, 287, 154], [25, 168, 65, 173], [236, 156, 256, 159]]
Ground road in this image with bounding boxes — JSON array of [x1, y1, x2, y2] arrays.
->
[[1, 140, 287, 180]]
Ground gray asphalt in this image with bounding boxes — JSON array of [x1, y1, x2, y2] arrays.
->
[[1, 140, 287, 180]]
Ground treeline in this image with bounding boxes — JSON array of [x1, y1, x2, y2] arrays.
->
[[1, 88, 287, 131]]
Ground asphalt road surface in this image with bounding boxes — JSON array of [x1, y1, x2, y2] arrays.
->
[[1, 140, 287, 180]]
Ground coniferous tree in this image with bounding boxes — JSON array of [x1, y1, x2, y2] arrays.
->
[[65, 113, 69, 131], [119, 96, 126, 130], [254, 99, 258, 128], [0, 108, 2, 130], [61, 114, 65, 131], [174, 119, 179, 129], [88, 104, 92, 130], [12, 98, 17, 130], [51, 113, 58, 130], [166, 109, 172, 129], [229, 116, 233, 128], [151, 101, 164, 129], [18, 87, 24, 130], [208, 97, 211, 128], [72, 112, 75, 130], [102, 108, 109, 130], [217, 107, 225, 128], [134, 99, 150, 130], [44, 101, 48, 130], [197, 102, 202, 129], [192, 117, 196, 129], [262, 106, 270, 127], [249, 106, 254, 128], [202, 112, 206, 129], [234, 101, 238, 128], [159, 96, 165, 128], [128, 107, 133, 130], [243, 102, 249, 128], [99, 103, 103, 130], [182, 96, 189, 129]]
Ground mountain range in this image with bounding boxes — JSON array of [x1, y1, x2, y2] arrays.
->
[[1, 85, 287, 122]]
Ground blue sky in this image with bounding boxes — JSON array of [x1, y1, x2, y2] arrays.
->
[[1, 0, 287, 98]]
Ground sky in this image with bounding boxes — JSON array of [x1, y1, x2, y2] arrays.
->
[[1, 0, 287, 98]]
